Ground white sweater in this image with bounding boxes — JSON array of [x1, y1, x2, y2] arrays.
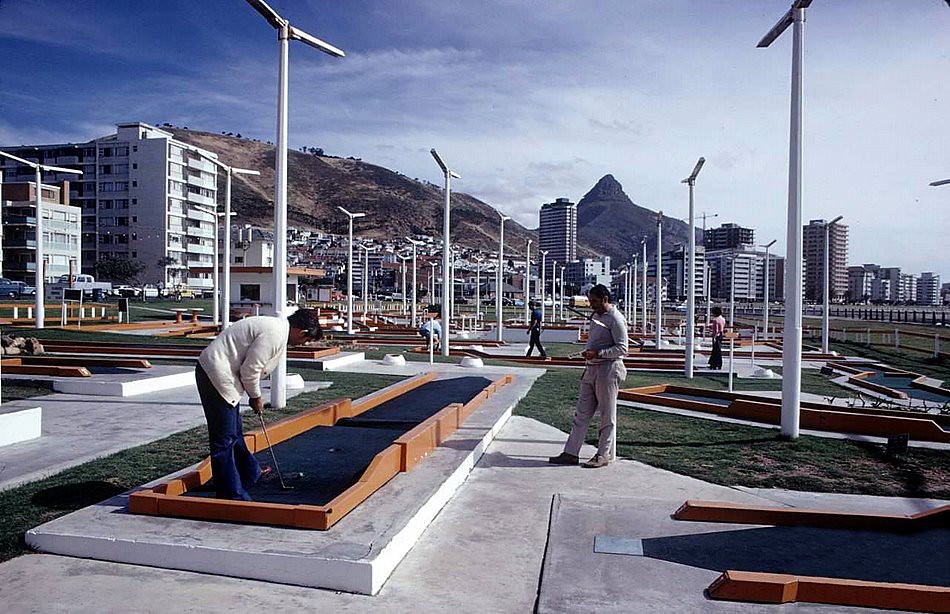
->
[[198, 316, 289, 406]]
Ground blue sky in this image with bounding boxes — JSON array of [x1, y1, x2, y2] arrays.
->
[[1, 0, 948, 277]]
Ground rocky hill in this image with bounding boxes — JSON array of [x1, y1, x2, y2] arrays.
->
[[577, 174, 698, 264], [169, 128, 536, 254]]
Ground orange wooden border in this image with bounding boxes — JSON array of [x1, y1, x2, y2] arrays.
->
[[129, 372, 513, 530], [5, 356, 152, 369], [673, 500, 949, 532], [708, 570, 950, 612], [619, 385, 950, 443]]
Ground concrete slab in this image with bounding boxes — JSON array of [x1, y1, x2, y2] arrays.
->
[[25, 371, 541, 595], [0, 381, 327, 492], [3, 365, 196, 397], [0, 403, 41, 447], [312, 350, 366, 371]]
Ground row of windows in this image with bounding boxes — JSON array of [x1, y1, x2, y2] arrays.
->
[[99, 182, 129, 192], [99, 199, 130, 209], [99, 146, 129, 157]]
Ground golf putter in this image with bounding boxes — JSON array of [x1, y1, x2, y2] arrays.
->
[[257, 411, 293, 490]]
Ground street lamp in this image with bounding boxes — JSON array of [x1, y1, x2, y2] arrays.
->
[[631, 255, 638, 332], [358, 243, 376, 322], [194, 204, 236, 326], [0, 150, 82, 329], [682, 156, 706, 378], [655, 212, 663, 348], [338, 207, 366, 333], [559, 264, 565, 321], [539, 250, 548, 323], [474, 256, 483, 326], [397, 253, 410, 316], [430, 148, 460, 357], [758, 0, 814, 440], [641, 237, 648, 334], [550, 259, 557, 323], [191, 149, 259, 329], [497, 213, 510, 342], [822, 215, 843, 353], [929, 179, 950, 187], [524, 239, 532, 323], [405, 236, 423, 327], [428, 261, 437, 306], [244, 0, 344, 410], [760, 239, 777, 340]]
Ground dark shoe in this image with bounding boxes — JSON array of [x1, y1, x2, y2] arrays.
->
[[547, 452, 579, 466], [582, 454, 609, 469]]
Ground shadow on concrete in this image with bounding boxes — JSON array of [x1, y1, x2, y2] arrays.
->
[[642, 526, 950, 586], [475, 451, 553, 469]]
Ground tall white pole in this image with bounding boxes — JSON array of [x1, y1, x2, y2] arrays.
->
[[780, 6, 805, 440], [222, 170, 232, 328], [655, 214, 663, 348], [551, 260, 557, 323], [475, 258, 481, 326], [822, 221, 831, 353], [730, 258, 736, 329], [559, 266, 565, 321], [401, 256, 407, 315], [497, 217, 506, 342], [211, 209, 220, 326], [540, 251, 547, 323], [762, 243, 772, 340], [524, 239, 532, 323], [703, 216, 712, 329], [440, 171, 451, 357], [632, 256, 638, 332], [641, 238, 648, 334], [362, 246, 370, 320], [410, 242, 418, 327], [34, 166, 44, 329], [270, 23, 290, 409], [346, 217, 354, 333], [685, 180, 696, 378]]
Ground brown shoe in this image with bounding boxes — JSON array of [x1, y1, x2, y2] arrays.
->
[[547, 452, 580, 466], [582, 454, 609, 468]]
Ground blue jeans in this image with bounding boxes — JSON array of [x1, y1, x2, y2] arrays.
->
[[195, 365, 261, 500]]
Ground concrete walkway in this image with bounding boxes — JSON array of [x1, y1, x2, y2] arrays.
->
[[3, 415, 943, 612]]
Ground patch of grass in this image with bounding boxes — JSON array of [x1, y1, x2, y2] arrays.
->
[[0, 379, 52, 401], [0, 369, 401, 564], [515, 368, 950, 498]]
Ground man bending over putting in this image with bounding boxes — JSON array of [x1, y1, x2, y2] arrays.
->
[[196, 309, 322, 500]]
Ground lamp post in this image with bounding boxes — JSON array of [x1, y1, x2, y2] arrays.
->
[[929, 179, 950, 187], [244, 0, 344, 410], [193, 204, 230, 326], [682, 157, 706, 379], [631, 255, 638, 332], [822, 215, 843, 353], [539, 250, 548, 323], [760, 239, 777, 340], [758, 0, 814, 439], [428, 261, 437, 307], [655, 212, 663, 348], [550, 259, 557, 323], [0, 151, 82, 329], [430, 148, 460, 357], [192, 149, 260, 328], [474, 256, 483, 326], [497, 213, 510, 342], [358, 244, 375, 322], [524, 239, 532, 323], [730, 256, 736, 330], [338, 207, 366, 333], [398, 253, 409, 316], [559, 265, 565, 321], [405, 237, 423, 327], [641, 238, 648, 334]]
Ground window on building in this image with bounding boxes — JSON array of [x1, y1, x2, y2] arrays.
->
[[131, 181, 137, 188], [132, 146, 137, 153], [132, 198, 137, 205], [114, 182, 128, 191], [132, 163, 138, 169], [240, 284, 261, 301], [234, 255, 244, 263], [132, 216, 137, 223], [99, 182, 114, 192], [132, 251, 137, 258]]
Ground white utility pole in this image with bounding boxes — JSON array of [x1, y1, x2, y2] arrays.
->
[[430, 148, 460, 357], [641, 238, 648, 334], [338, 207, 366, 333], [244, 0, 343, 410], [655, 213, 663, 348], [474, 256, 483, 326], [760, 239, 777, 340], [405, 237, 423, 327], [399, 253, 409, 315], [193, 150, 259, 329], [550, 259, 557, 323], [359, 244, 376, 322], [497, 214, 510, 342], [631, 255, 638, 332], [730, 257, 736, 330], [539, 250, 548, 323], [524, 239, 532, 323], [822, 215, 843, 353], [193, 205, 232, 326], [758, 0, 813, 439], [682, 156, 705, 378], [0, 151, 82, 329], [559, 265, 565, 321]]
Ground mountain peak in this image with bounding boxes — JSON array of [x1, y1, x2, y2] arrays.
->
[[582, 174, 628, 203]]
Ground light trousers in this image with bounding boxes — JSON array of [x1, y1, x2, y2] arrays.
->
[[563, 360, 627, 459]]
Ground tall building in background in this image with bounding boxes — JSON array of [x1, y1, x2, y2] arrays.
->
[[0, 181, 81, 282], [565, 256, 610, 294], [848, 264, 879, 303], [656, 244, 706, 301], [917, 272, 941, 306], [2, 122, 219, 289], [539, 197, 576, 264], [803, 219, 848, 303], [704, 223, 753, 250]]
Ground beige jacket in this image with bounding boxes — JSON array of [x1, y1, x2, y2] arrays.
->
[[197, 316, 289, 406]]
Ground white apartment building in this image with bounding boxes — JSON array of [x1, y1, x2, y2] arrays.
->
[[654, 244, 706, 301], [2, 122, 219, 289], [917, 272, 941, 306], [0, 181, 81, 282], [539, 198, 577, 264], [565, 256, 611, 293]]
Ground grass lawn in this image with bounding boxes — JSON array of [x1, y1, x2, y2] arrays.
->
[[1, 380, 53, 401], [0, 369, 402, 564], [515, 368, 950, 499]]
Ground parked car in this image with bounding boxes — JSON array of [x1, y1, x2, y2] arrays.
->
[[113, 285, 142, 298], [12, 281, 35, 296], [0, 278, 21, 298], [142, 284, 160, 299]]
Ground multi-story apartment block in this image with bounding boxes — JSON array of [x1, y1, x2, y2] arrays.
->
[[653, 244, 706, 301], [899, 273, 918, 304], [917, 272, 941, 306], [2, 122, 220, 289], [565, 256, 610, 294], [539, 197, 577, 265], [703, 223, 753, 250], [847, 264, 879, 303], [0, 181, 80, 282], [706, 248, 759, 301], [803, 219, 848, 303]]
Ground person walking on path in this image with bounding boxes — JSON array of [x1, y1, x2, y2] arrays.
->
[[549, 284, 628, 469], [526, 300, 547, 358], [708, 306, 726, 370], [196, 309, 323, 500]]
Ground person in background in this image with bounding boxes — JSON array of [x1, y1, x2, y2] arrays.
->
[[526, 300, 547, 358], [420, 304, 442, 349], [548, 284, 628, 469], [196, 309, 323, 501], [708, 306, 726, 370]]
